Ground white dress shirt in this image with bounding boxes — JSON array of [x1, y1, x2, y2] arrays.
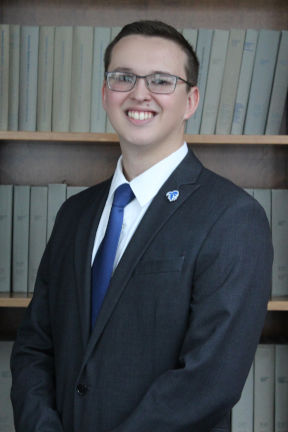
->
[[91, 143, 188, 269]]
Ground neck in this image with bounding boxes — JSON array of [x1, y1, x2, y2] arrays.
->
[[120, 140, 184, 181]]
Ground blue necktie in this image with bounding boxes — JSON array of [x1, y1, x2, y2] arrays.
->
[[91, 183, 135, 329]]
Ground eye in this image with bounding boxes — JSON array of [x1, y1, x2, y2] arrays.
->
[[150, 74, 174, 86], [115, 73, 134, 83]]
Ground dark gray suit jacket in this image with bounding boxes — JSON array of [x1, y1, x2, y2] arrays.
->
[[11, 150, 273, 432]]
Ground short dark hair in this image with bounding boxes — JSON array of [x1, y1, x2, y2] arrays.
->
[[104, 20, 199, 87]]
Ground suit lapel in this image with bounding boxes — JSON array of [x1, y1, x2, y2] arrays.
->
[[82, 150, 203, 364]]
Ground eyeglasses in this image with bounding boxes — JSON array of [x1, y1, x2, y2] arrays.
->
[[105, 71, 194, 94]]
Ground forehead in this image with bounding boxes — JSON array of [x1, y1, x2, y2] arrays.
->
[[109, 35, 187, 76]]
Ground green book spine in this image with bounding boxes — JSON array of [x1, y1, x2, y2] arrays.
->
[[19, 26, 39, 131], [271, 189, 288, 297], [0, 185, 13, 293], [254, 344, 275, 432], [37, 26, 55, 131], [275, 344, 288, 432], [28, 186, 48, 293], [231, 29, 258, 135], [244, 30, 280, 135], [12, 185, 30, 294], [200, 29, 229, 134], [216, 29, 245, 134], [70, 26, 94, 132], [52, 26, 73, 132], [0, 25, 10, 131], [265, 31, 288, 134], [8, 25, 20, 131], [0, 341, 15, 432]]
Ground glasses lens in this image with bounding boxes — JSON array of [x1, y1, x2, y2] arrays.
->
[[148, 74, 176, 94], [107, 72, 135, 92]]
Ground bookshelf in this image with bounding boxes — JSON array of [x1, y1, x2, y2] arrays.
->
[[0, 1, 287, 336]]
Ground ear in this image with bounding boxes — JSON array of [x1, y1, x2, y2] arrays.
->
[[184, 86, 199, 120], [102, 80, 108, 112]]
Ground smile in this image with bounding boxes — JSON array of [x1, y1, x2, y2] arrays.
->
[[127, 110, 155, 121]]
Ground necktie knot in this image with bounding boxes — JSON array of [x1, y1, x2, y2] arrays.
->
[[113, 183, 135, 208]]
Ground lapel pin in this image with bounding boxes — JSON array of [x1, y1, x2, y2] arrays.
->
[[166, 190, 179, 202]]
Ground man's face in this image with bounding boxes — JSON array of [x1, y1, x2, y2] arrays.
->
[[102, 35, 199, 155]]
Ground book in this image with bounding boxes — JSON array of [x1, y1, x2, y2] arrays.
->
[[0, 24, 10, 131], [186, 29, 213, 135], [12, 185, 30, 294], [200, 29, 229, 134], [47, 183, 67, 241], [231, 363, 254, 432], [90, 26, 111, 133], [19, 26, 39, 131], [52, 26, 73, 132], [275, 344, 288, 432], [37, 26, 55, 131], [28, 186, 48, 293], [244, 30, 280, 135], [70, 26, 94, 132], [216, 29, 245, 134], [0, 185, 13, 293], [271, 189, 288, 297], [265, 30, 288, 135], [253, 188, 272, 225], [106, 26, 122, 134], [254, 344, 275, 432], [231, 30, 259, 135], [8, 25, 20, 131], [0, 341, 15, 432]]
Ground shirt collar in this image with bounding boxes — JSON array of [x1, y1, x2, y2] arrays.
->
[[109, 143, 188, 207]]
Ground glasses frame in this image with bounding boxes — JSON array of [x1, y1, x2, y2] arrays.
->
[[105, 71, 194, 94]]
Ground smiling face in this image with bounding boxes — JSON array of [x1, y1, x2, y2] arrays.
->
[[102, 35, 199, 168]]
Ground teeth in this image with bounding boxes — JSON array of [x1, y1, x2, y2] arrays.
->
[[128, 111, 154, 120]]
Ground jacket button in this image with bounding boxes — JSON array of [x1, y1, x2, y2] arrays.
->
[[76, 383, 88, 396]]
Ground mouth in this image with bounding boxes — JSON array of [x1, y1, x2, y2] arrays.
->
[[126, 110, 156, 122]]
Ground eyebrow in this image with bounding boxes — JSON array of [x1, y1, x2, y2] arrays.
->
[[111, 67, 172, 75]]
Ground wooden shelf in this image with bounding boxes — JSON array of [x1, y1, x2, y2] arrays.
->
[[1, 295, 288, 310], [268, 297, 288, 311], [0, 294, 32, 308], [0, 131, 288, 145]]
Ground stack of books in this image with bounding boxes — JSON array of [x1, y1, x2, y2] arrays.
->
[[0, 185, 288, 297], [0, 25, 287, 135], [232, 344, 288, 432]]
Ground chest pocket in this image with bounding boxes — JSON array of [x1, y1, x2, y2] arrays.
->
[[134, 256, 184, 275]]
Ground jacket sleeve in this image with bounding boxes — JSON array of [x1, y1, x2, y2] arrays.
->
[[10, 223, 64, 432], [111, 198, 273, 432]]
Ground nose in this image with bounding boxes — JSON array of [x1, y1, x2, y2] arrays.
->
[[130, 77, 151, 101]]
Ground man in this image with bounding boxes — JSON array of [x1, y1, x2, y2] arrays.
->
[[11, 20, 273, 432]]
